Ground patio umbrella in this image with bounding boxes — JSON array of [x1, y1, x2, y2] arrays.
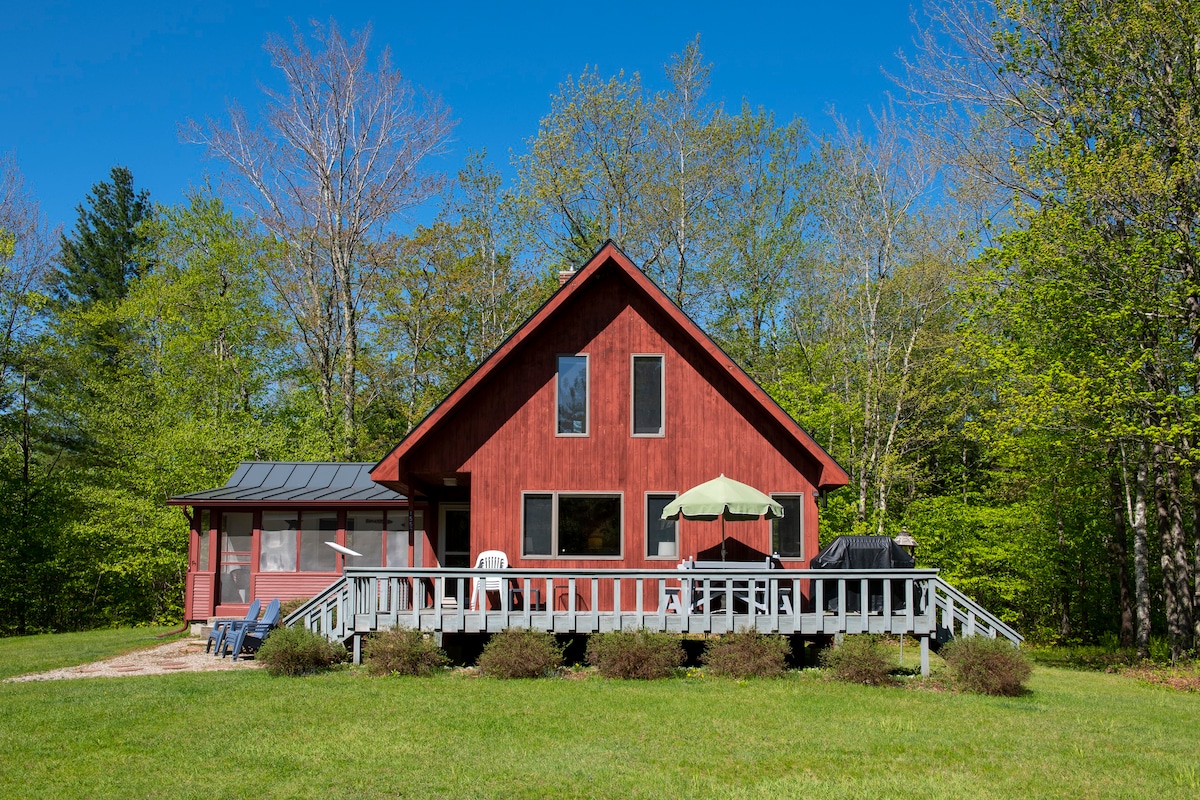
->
[[661, 474, 784, 561]]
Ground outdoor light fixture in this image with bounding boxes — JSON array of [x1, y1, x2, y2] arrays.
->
[[894, 526, 917, 556], [443, 477, 458, 487]]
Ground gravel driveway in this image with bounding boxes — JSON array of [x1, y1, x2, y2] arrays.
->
[[5, 636, 263, 682]]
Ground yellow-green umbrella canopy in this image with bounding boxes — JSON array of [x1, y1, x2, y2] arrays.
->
[[661, 474, 783, 561]]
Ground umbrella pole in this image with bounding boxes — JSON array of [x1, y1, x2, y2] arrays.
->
[[721, 516, 726, 561]]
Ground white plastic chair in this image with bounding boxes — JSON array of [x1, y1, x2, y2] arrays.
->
[[470, 550, 509, 610]]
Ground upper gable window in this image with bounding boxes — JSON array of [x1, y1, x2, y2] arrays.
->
[[557, 354, 589, 435], [632, 355, 664, 436]]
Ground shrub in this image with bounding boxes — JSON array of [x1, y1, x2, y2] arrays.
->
[[278, 597, 312, 619], [586, 631, 684, 679], [477, 629, 564, 678], [255, 626, 347, 677], [819, 635, 894, 686], [941, 636, 1032, 696], [702, 631, 790, 678], [363, 628, 449, 677]]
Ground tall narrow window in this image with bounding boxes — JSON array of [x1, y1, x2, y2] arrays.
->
[[523, 494, 554, 556], [771, 495, 805, 558], [219, 512, 253, 604], [632, 355, 664, 436], [197, 509, 211, 571], [646, 493, 678, 558], [557, 355, 588, 435]]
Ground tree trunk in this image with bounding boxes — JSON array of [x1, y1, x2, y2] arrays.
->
[[1133, 452, 1151, 659], [1165, 456, 1193, 652], [1109, 447, 1134, 648], [1154, 444, 1179, 659]]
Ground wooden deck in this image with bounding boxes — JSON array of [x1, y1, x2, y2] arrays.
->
[[285, 566, 1022, 676]]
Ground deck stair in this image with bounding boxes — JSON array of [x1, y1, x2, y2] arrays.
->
[[282, 567, 1021, 672]]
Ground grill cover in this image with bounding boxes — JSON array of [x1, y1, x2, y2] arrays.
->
[[811, 536, 915, 612]]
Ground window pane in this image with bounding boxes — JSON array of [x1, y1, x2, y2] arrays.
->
[[557, 355, 588, 434], [385, 511, 420, 567], [219, 564, 251, 604], [772, 496, 804, 558], [300, 513, 338, 572], [346, 512, 385, 567], [558, 495, 621, 557], [646, 494, 677, 558], [523, 494, 553, 556], [260, 511, 298, 572], [633, 356, 663, 435]]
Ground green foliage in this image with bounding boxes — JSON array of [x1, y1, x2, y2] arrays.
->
[[278, 597, 311, 619], [585, 631, 684, 679], [701, 630, 790, 678], [940, 637, 1032, 697], [819, 635, 895, 686], [254, 625, 347, 677], [363, 628, 449, 677], [477, 628, 564, 679]]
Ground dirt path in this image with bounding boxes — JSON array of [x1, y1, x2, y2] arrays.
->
[[5, 636, 263, 682]]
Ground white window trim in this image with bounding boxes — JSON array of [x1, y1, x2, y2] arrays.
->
[[521, 490, 624, 560], [630, 353, 666, 437], [770, 493, 805, 560], [555, 353, 590, 437], [644, 491, 679, 560]]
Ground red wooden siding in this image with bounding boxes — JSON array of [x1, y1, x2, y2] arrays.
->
[[403, 267, 824, 570], [189, 573, 214, 619]]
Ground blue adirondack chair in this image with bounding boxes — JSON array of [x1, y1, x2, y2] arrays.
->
[[221, 598, 281, 661], [205, 599, 261, 654]]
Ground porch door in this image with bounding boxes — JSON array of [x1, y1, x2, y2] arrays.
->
[[438, 504, 471, 602]]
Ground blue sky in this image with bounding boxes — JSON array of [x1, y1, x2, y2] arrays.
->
[[2, 1, 920, 232]]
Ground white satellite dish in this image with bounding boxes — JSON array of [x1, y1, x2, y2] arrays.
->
[[324, 541, 363, 558]]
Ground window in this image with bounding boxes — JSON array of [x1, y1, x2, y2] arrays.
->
[[632, 355, 664, 436], [523, 492, 622, 558], [771, 495, 805, 558], [645, 493, 678, 558], [346, 512, 385, 568], [258, 510, 338, 573], [557, 354, 589, 435], [219, 512, 253, 604], [386, 511, 422, 567]]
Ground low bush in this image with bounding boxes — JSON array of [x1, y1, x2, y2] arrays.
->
[[363, 628, 449, 677], [278, 597, 312, 619], [941, 636, 1032, 696], [586, 631, 684, 679], [255, 626, 347, 677], [702, 631, 790, 678], [819, 635, 894, 686], [477, 629, 564, 678]]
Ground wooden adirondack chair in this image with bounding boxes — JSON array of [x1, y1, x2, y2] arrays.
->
[[205, 599, 261, 654], [221, 598, 281, 661]]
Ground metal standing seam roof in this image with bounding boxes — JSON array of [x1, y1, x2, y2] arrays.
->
[[169, 462, 408, 504]]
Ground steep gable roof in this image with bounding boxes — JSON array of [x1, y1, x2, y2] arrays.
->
[[371, 242, 849, 491]]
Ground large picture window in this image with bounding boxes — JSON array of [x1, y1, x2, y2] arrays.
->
[[632, 355, 664, 436], [557, 354, 589, 435], [771, 495, 804, 558], [523, 492, 622, 558], [645, 493, 678, 558]]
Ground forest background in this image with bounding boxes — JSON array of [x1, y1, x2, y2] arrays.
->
[[2, 0, 1197, 658]]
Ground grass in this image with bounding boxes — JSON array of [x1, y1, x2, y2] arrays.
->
[[2, 646, 1198, 799], [0, 626, 183, 680]]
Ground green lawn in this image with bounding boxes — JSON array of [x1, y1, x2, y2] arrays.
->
[[0, 626, 182, 680], [1, 656, 1197, 799]]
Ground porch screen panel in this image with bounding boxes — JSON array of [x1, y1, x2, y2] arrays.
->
[[771, 495, 804, 558], [300, 512, 338, 572], [219, 512, 253, 604], [632, 355, 664, 435], [260, 511, 298, 572], [645, 494, 677, 558], [346, 512, 385, 567], [197, 509, 211, 571], [523, 494, 553, 556], [386, 511, 422, 567]]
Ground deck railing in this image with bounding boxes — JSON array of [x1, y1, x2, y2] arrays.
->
[[283, 566, 1021, 669]]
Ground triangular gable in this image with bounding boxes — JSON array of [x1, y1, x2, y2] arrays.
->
[[370, 241, 849, 491]]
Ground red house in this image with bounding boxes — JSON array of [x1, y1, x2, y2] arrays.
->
[[173, 242, 849, 623]]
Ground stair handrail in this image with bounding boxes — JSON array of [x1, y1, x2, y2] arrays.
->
[[282, 576, 351, 639], [931, 576, 1023, 644]]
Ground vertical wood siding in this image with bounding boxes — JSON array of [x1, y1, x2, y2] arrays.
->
[[406, 268, 823, 571]]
